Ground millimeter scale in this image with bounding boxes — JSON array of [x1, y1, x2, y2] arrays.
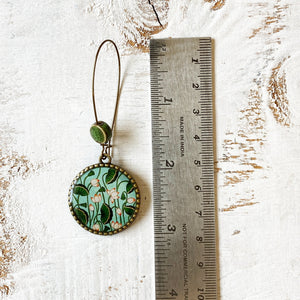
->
[[150, 38, 217, 300]]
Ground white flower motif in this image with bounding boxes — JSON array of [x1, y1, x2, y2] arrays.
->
[[89, 204, 94, 211], [116, 208, 122, 216], [127, 197, 136, 204], [92, 223, 100, 231], [91, 178, 100, 187], [111, 221, 122, 230], [91, 193, 101, 203], [106, 188, 119, 203]]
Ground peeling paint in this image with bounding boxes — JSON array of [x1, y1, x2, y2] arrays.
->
[[221, 191, 258, 212], [232, 230, 241, 235], [249, 2, 288, 39], [1, 0, 298, 298], [220, 89, 265, 188], [219, 1, 290, 212], [0, 146, 42, 295], [221, 201, 258, 212], [204, 0, 225, 10], [218, 88, 266, 211], [268, 58, 291, 126], [124, 1, 169, 53], [86, 1, 169, 53]]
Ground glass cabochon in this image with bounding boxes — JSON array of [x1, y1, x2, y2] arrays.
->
[[68, 163, 140, 235]]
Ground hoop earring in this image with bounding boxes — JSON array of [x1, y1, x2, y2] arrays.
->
[[68, 40, 140, 235]]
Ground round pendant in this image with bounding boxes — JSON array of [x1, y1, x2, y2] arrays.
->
[[68, 163, 140, 235]]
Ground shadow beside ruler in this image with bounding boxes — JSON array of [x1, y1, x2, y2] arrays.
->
[[150, 38, 217, 300]]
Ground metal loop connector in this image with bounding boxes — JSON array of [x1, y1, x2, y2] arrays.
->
[[99, 142, 112, 163]]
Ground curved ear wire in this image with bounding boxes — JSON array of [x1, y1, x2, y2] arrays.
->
[[92, 39, 121, 132]]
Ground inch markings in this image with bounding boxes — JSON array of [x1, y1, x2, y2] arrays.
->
[[150, 38, 217, 300]]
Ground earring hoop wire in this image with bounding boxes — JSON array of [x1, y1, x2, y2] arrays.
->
[[92, 39, 121, 133]]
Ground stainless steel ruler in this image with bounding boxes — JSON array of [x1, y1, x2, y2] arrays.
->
[[150, 38, 217, 300]]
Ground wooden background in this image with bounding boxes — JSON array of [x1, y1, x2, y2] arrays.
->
[[1, 0, 299, 299]]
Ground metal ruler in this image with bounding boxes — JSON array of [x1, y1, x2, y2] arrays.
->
[[150, 38, 217, 300]]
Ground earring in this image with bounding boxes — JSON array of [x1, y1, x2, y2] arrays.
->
[[68, 40, 140, 235]]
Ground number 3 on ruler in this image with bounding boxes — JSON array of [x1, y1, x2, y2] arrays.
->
[[167, 224, 176, 232]]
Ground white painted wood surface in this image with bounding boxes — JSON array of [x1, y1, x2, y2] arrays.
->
[[1, 0, 299, 299]]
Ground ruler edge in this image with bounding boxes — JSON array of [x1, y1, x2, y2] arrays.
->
[[150, 37, 218, 299]]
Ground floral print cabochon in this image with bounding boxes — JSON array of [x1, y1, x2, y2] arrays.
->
[[69, 163, 140, 235]]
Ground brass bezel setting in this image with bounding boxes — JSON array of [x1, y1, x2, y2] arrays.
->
[[68, 163, 140, 235]]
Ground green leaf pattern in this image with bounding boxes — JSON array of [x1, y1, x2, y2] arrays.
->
[[70, 166, 138, 233]]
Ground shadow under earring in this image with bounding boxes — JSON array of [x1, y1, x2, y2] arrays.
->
[[68, 40, 140, 235]]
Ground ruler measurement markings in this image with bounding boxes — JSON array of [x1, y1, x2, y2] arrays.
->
[[151, 38, 217, 299]]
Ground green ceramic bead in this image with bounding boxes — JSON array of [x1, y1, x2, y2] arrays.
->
[[90, 121, 112, 144]]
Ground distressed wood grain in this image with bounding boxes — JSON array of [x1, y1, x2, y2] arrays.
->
[[268, 58, 291, 126], [1, 0, 299, 299], [85, 0, 168, 53], [0, 138, 42, 296], [204, 0, 225, 11]]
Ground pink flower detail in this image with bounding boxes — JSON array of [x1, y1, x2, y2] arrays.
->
[[111, 221, 122, 230], [93, 223, 100, 231], [89, 204, 94, 211], [91, 178, 100, 187], [116, 208, 122, 216], [127, 197, 136, 204], [91, 194, 101, 203], [106, 188, 119, 203]]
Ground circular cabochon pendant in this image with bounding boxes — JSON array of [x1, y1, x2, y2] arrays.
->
[[68, 163, 140, 235]]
